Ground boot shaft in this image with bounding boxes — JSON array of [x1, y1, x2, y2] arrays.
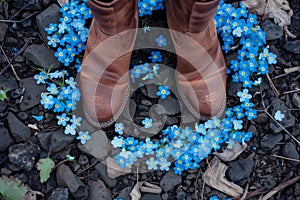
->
[[165, 0, 220, 33], [87, 0, 138, 35]]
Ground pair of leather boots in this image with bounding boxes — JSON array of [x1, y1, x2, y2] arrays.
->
[[80, 0, 226, 128]]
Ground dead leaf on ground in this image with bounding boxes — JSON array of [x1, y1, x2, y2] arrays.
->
[[105, 157, 131, 179], [25, 190, 44, 200], [130, 182, 143, 200], [242, 0, 296, 38], [213, 141, 247, 162], [140, 182, 162, 194], [202, 157, 244, 197]]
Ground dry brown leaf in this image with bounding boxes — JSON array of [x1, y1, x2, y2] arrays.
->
[[213, 141, 247, 162], [105, 157, 131, 179], [202, 157, 244, 197], [242, 0, 294, 31], [140, 182, 162, 194], [130, 182, 143, 200]]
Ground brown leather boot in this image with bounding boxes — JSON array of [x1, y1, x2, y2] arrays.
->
[[165, 0, 226, 120], [80, 0, 138, 127]]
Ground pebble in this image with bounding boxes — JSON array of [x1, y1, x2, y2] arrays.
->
[[56, 164, 89, 200], [17, 112, 29, 121], [78, 154, 89, 166], [116, 186, 132, 200], [160, 169, 182, 192], [8, 141, 40, 171], [0, 75, 18, 91], [141, 194, 162, 200], [89, 180, 112, 200], [284, 40, 300, 54], [262, 20, 283, 40], [227, 158, 254, 187], [158, 95, 181, 115], [77, 130, 108, 160], [260, 133, 283, 151], [0, 128, 13, 152], [0, 15, 8, 42], [260, 176, 277, 190], [38, 129, 75, 152], [292, 93, 300, 109], [94, 163, 117, 188], [36, 4, 61, 41], [283, 142, 299, 166], [0, 101, 7, 113], [19, 77, 47, 111], [24, 44, 60, 70], [270, 98, 295, 133], [48, 187, 69, 200], [6, 112, 31, 142]]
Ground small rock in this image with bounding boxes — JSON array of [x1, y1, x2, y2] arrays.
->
[[253, 113, 269, 124], [283, 142, 299, 166], [143, 84, 159, 98], [141, 99, 152, 106], [95, 163, 117, 188], [36, 4, 61, 41], [260, 133, 283, 151], [0, 101, 7, 113], [8, 141, 40, 171], [227, 158, 254, 187], [24, 44, 60, 70], [5, 37, 18, 45], [0, 128, 14, 152], [293, 124, 300, 136], [17, 112, 29, 121], [227, 81, 242, 97], [270, 99, 295, 133], [262, 20, 283, 40], [0, 75, 18, 91], [10, 88, 25, 99], [77, 130, 108, 160], [89, 180, 112, 200], [1, 168, 12, 176], [292, 93, 300, 108], [0, 16, 8, 42], [7, 112, 31, 142], [141, 194, 162, 200], [12, 0, 41, 10], [38, 129, 75, 152], [284, 40, 300, 54], [260, 176, 277, 190], [158, 96, 180, 115], [19, 77, 47, 111], [56, 164, 89, 200], [160, 169, 182, 192], [166, 116, 179, 126], [48, 187, 69, 200], [15, 55, 25, 63], [116, 186, 132, 200], [176, 188, 187, 200], [78, 154, 89, 166]]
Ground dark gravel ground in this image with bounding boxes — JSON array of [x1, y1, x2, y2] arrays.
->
[[0, 0, 300, 199]]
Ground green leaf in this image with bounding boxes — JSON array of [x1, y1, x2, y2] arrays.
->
[[37, 158, 55, 183], [0, 176, 28, 200]]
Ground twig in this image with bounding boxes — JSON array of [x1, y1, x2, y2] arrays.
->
[[272, 154, 300, 163], [0, 45, 21, 81], [260, 88, 300, 146], [282, 88, 300, 95], [76, 160, 98, 175], [242, 189, 266, 200], [201, 182, 205, 200], [259, 175, 300, 200], [0, 39, 30, 75], [9, 3, 33, 20], [266, 73, 280, 97], [240, 183, 249, 200]]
